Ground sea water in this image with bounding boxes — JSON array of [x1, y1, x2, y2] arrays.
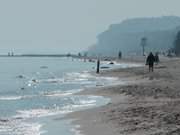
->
[[0, 57, 142, 135]]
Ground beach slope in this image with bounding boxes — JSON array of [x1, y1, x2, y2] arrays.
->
[[68, 57, 180, 135]]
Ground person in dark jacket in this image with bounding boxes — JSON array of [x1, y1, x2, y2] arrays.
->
[[146, 52, 155, 72]]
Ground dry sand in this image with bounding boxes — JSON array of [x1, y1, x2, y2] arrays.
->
[[67, 57, 180, 135]]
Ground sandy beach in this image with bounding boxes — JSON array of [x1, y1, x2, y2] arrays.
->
[[66, 57, 180, 135]]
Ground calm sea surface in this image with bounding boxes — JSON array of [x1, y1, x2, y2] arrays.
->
[[0, 57, 142, 135]]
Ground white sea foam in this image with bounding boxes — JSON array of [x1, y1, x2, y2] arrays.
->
[[115, 63, 144, 68], [28, 73, 93, 86], [0, 96, 22, 101], [42, 89, 82, 97], [27, 70, 120, 88], [0, 95, 36, 101], [0, 119, 44, 135], [0, 94, 109, 135], [14, 95, 106, 121], [71, 127, 82, 135], [15, 109, 59, 119], [100, 61, 144, 70], [13, 122, 45, 135], [97, 76, 119, 81], [40, 78, 64, 83], [64, 72, 93, 82], [61, 95, 108, 113], [79, 99, 96, 105], [14, 106, 75, 120], [61, 104, 94, 113], [63, 71, 114, 87], [43, 91, 73, 97], [14, 106, 81, 120]]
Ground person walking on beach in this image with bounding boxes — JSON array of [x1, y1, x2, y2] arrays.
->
[[118, 51, 122, 59], [146, 52, 155, 72], [154, 52, 160, 64]]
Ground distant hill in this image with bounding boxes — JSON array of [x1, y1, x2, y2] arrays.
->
[[88, 16, 180, 56]]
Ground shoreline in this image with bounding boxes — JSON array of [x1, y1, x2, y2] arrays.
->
[[66, 57, 180, 135]]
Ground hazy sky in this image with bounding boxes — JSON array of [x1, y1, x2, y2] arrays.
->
[[0, 0, 180, 54]]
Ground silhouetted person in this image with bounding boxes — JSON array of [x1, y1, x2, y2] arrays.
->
[[154, 52, 159, 64], [78, 53, 82, 57], [146, 52, 155, 72], [118, 51, 122, 59]]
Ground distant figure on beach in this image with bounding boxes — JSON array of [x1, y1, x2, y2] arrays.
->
[[118, 51, 122, 59], [78, 53, 82, 57], [146, 52, 155, 72], [154, 52, 159, 64]]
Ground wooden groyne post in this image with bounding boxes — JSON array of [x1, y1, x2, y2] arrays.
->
[[96, 59, 100, 74]]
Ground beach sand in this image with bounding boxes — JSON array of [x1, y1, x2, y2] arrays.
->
[[67, 57, 180, 135]]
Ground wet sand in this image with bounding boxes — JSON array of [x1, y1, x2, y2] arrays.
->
[[67, 57, 180, 135]]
